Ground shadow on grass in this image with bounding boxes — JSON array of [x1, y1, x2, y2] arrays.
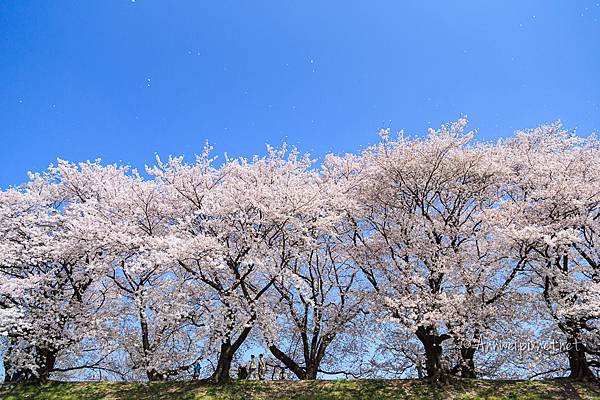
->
[[2, 378, 600, 400]]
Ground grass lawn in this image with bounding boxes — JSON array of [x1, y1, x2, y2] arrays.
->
[[1, 378, 600, 400]]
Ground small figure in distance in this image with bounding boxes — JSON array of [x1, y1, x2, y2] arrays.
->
[[237, 363, 248, 380], [247, 354, 257, 380], [258, 353, 266, 380], [192, 359, 202, 381]]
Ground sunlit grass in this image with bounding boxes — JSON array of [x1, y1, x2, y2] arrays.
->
[[1, 378, 600, 400]]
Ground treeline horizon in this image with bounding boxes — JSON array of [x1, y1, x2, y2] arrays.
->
[[1, 119, 599, 384]]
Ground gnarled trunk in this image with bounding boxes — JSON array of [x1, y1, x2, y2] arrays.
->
[[416, 326, 449, 384], [2, 335, 57, 383], [210, 342, 235, 383], [457, 345, 476, 378], [208, 325, 253, 384], [269, 344, 307, 379], [35, 347, 57, 382], [146, 368, 166, 381], [566, 335, 595, 381], [268, 333, 333, 380]]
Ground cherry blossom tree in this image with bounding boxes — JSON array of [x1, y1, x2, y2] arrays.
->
[[151, 144, 341, 382], [335, 120, 530, 382], [497, 123, 600, 380], [264, 226, 367, 379], [83, 169, 206, 381], [0, 166, 112, 381], [242, 158, 369, 380], [3, 120, 599, 384]]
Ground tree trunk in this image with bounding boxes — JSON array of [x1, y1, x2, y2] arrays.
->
[[268, 344, 307, 379], [35, 347, 57, 382], [559, 319, 596, 381], [416, 326, 448, 384], [146, 368, 166, 381], [567, 335, 595, 380], [210, 342, 235, 383], [458, 346, 477, 378], [268, 334, 331, 380], [208, 325, 253, 384], [138, 308, 166, 381], [2, 341, 57, 383], [304, 364, 319, 380]]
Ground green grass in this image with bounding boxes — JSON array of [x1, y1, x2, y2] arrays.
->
[[1, 378, 600, 400]]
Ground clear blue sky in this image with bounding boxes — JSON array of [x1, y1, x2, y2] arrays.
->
[[1, 1, 599, 188]]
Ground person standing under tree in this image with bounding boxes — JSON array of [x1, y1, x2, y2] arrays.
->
[[237, 363, 248, 380], [192, 359, 202, 381], [279, 366, 285, 380], [247, 355, 257, 380], [258, 354, 266, 380]]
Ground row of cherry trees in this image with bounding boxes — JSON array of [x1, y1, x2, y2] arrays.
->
[[1, 120, 599, 383]]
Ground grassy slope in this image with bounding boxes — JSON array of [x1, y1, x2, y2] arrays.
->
[[1, 379, 600, 400]]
